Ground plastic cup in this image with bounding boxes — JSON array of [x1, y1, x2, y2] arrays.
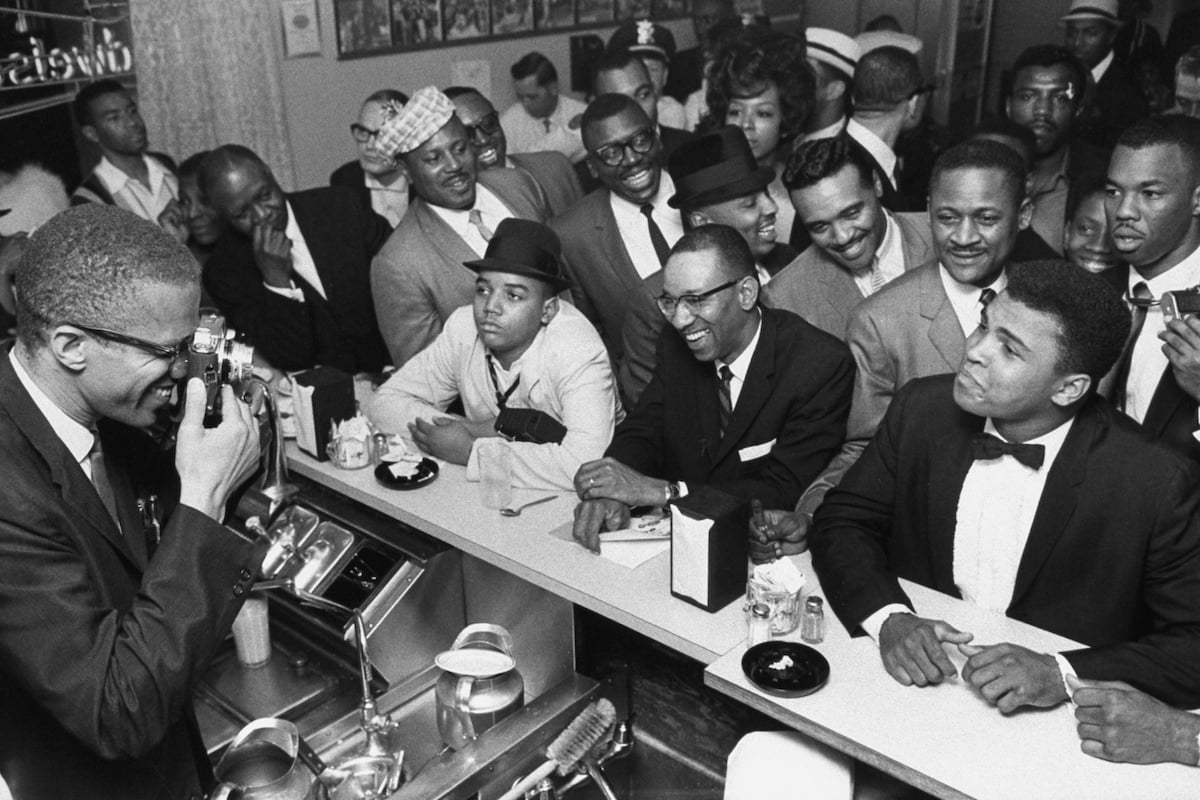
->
[[477, 441, 513, 510], [231, 596, 272, 667]]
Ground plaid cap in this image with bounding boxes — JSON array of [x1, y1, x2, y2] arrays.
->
[[376, 86, 455, 157], [608, 19, 676, 61]]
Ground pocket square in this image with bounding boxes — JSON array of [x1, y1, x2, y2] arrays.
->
[[738, 438, 776, 462]]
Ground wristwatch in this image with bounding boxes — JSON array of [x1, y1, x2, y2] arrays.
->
[[664, 481, 682, 505]]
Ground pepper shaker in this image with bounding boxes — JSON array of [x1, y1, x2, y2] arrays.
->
[[801, 596, 825, 644]]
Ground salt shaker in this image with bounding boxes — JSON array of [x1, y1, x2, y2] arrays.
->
[[801, 596, 825, 644], [747, 602, 771, 648]]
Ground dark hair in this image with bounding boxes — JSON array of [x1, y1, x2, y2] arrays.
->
[[930, 139, 1026, 208], [705, 31, 814, 148], [783, 134, 875, 191], [15, 205, 198, 348], [970, 115, 1038, 168], [1065, 170, 1108, 222], [863, 14, 903, 32], [668, 223, 755, 279], [178, 151, 211, 181], [1115, 115, 1200, 175], [1009, 45, 1088, 105], [852, 46, 922, 110], [511, 52, 557, 85], [581, 93, 647, 139], [593, 47, 647, 88], [196, 144, 270, 201], [72, 78, 129, 127], [1003, 260, 1130, 383], [364, 88, 409, 106]]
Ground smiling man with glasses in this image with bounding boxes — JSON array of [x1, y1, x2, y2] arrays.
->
[[445, 86, 582, 217], [331, 89, 411, 229], [570, 223, 853, 553]]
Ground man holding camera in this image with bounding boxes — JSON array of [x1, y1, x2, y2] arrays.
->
[[0, 205, 265, 799], [369, 219, 621, 490]]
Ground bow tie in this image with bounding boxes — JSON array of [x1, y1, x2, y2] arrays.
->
[[971, 433, 1045, 470]]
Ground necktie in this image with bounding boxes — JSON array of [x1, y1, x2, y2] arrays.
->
[[88, 432, 122, 529], [718, 365, 734, 435], [979, 288, 996, 307], [1112, 282, 1153, 411], [971, 432, 1045, 470], [868, 259, 887, 294], [468, 208, 494, 242], [640, 203, 672, 266], [543, 118, 552, 133]]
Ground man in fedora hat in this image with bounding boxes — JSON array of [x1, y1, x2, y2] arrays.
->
[[618, 126, 798, 402], [1062, 0, 1148, 148], [371, 86, 549, 366], [370, 218, 621, 491]]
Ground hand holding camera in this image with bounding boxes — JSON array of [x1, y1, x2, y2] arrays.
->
[[176, 378, 261, 522]]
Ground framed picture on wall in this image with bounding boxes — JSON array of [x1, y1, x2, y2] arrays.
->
[[614, 0, 651, 20], [335, 0, 393, 52], [492, 0, 534, 33], [652, 0, 688, 17], [389, 0, 444, 46], [575, 0, 614, 25], [534, 0, 574, 29]]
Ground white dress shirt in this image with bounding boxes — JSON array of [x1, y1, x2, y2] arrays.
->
[[10, 350, 94, 479], [364, 172, 409, 227], [715, 313, 763, 410], [845, 119, 897, 188], [93, 155, 178, 223], [428, 184, 513, 258], [938, 265, 1007, 337], [499, 94, 588, 163], [263, 201, 327, 302], [657, 95, 687, 130], [608, 172, 685, 280], [1122, 244, 1200, 424], [852, 211, 905, 297]]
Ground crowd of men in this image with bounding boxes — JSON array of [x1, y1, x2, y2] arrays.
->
[[5, 0, 1200, 796]]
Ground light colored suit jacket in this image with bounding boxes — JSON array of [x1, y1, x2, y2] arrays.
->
[[508, 152, 583, 218], [371, 168, 548, 366], [795, 259, 964, 517], [762, 211, 934, 340]]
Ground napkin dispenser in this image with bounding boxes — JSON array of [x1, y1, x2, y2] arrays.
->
[[669, 488, 749, 612], [293, 367, 356, 461]]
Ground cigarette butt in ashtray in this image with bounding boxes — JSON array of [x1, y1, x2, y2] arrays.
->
[[231, 596, 272, 667]]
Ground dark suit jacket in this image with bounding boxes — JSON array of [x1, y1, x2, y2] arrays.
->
[[811, 375, 1200, 707], [0, 354, 262, 799], [608, 307, 854, 510], [329, 159, 371, 212], [508, 151, 583, 218], [665, 46, 704, 102], [205, 186, 392, 373], [844, 129, 913, 212], [1079, 59, 1149, 150]]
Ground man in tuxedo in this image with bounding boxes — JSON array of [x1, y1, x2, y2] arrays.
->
[[549, 94, 684, 370], [752, 139, 1030, 562], [1102, 114, 1200, 463], [571, 224, 853, 552], [766, 135, 934, 340], [0, 204, 264, 799], [201, 144, 392, 374], [371, 86, 548, 365], [445, 86, 583, 217], [329, 88, 411, 228], [811, 259, 1200, 711]]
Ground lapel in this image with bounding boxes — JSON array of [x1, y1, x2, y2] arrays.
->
[[919, 264, 964, 371], [926, 409, 983, 593], [816, 253, 862, 335], [594, 191, 650, 296], [1008, 405, 1093, 608], [1143, 368, 1192, 438], [286, 193, 344, 313], [712, 311, 776, 464], [0, 355, 140, 569], [100, 424, 149, 569], [412, 198, 480, 275]]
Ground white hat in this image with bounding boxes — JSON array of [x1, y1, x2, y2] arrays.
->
[[1059, 0, 1124, 27], [805, 28, 861, 80], [855, 30, 924, 57], [377, 86, 455, 157]]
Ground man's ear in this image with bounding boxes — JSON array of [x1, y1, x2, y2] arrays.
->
[[540, 294, 560, 325], [1051, 373, 1092, 408], [1017, 195, 1034, 230], [873, 173, 884, 200], [585, 156, 599, 180], [80, 124, 99, 147], [824, 79, 846, 103], [738, 274, 759, 309], [1190, 181, 1200, 218], [49, 326, 89, 374], [687, 210, 711, 230]]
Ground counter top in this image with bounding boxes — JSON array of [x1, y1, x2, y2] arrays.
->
[[287, 444, 748, 664], [704, 553, 1200, 799]]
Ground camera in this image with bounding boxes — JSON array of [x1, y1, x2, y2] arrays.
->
[[1161, 289, 1200, 323], [185, 309, 255, 419]]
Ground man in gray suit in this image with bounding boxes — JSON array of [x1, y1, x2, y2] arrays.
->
[[371, 86, 549, 365], [753, 139, 1032, 561], [549, 94, 684, 370], [765, 136, 934, 340]]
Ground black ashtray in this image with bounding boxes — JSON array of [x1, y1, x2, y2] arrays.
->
[[374, 457, 439, 490], [741, 641, 830, 698]]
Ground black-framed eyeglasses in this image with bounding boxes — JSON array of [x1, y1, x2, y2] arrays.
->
[[464, 112, 502, 140], [591, 129, 656, 167], [73, 323, 190, 371], [656, 280, 738, 317], [350, 123, 380, 143]]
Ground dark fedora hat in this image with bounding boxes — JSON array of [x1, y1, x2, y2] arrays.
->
[[667, 126, 776, 209], [463, 218, 570, 292]]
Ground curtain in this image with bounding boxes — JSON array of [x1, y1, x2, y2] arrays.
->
[[129, 0, 296, 189]]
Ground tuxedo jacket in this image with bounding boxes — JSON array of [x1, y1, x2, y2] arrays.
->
[[371, 167, 548, 365], [0, 355, 262, 799], [763, 212, 935, 341], [550, 187, 673, 364], [608, 307, 854, 510], [508, 151, 583, 218], [811, 375, 1200, 707], [205, 186, 392, 373]]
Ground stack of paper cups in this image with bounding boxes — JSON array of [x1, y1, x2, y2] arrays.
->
[[231, 596, 272, 668]]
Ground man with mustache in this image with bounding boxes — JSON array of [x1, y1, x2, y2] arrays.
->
[[1101, 114, 1200, 464], [201, 144, 392, 374], [549, 94, 684, 377], [1005, 45, 1108, 256], [444, 86, 583, 217], [370, 87, 549, 366], [751, 140, 1030, 562]]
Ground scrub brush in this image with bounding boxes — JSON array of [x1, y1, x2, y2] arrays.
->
[[495, 698, 617, 800]]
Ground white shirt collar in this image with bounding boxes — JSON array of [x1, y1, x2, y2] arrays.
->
[[9, 349, 95, 468], [94, 154, 169, 196], [938, 264, 1007, 337], [802, 116, 848, 143], [1091, 50, 1115, 83], [982, 414, 1075, 470], [717, 312, 763, 385], [608, 171, 676, 215], [1129, 241, 1200, 297], [846, 119, 897, 184]]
